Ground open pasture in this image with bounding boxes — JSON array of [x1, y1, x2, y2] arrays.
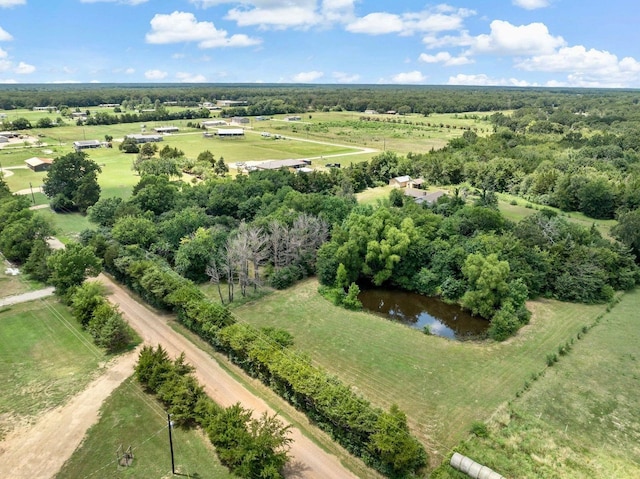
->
[[432, 289, 640, 479], [0, 299, 106, 440], [257, 111, 495, 155], [232, 278, 609, 469], [56, 377, 237, 479]]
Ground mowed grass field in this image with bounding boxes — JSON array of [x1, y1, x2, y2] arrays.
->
[[432, 288, 640, 479], [232, 279, 609, 470], [0, 299, 106, 440], [0, 261, 43, 298], [56, 377, 237, 479]]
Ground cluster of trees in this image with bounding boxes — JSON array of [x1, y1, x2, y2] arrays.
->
[[0, 181, 52, 268], [69, 281, 134, 352], [42, 152, 102, 213], [317, 200, 638, 340], [80, 234, 427, 477], [135, 345, 292, 478], [85, 166, 356, 297]]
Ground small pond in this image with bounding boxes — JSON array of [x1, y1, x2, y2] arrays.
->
[[358, 289, 489, 340]]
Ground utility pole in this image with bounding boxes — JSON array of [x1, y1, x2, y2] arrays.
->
[[167, 413, 175, 475], [29, 182, 35, 204]]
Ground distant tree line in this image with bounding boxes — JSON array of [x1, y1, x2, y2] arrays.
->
[[3, 83, 639, 116]]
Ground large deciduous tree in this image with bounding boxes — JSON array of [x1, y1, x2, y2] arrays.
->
[[47, 243, 102, 296], [42, 151, 102, 213]]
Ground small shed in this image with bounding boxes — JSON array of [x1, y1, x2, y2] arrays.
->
[[217, 128, 245, 138], [409, 178, 425, 189], [389, 175, 412, 188], [154, 126, 179, 134], [25, 157, 54, 172], [231, 117, 250, 125], [73, 140, 101, 151], [255, 159, 307, 171]]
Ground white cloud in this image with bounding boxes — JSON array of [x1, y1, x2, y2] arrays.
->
[[447, 73, 534, 86], [513, 0, 551, 9], [0, 26, 13, 41], [15, 61, 35, 74], [469, 20, 565, 56], [0, 0, 26, 7], [0, 47, 7, 58], [332, 71, 360, 83], [226, 6, 320, 29], [423, 31, 475, 49], [0, 78, 17, 83], [146, 11, 261, 48], [293, 70, 324, 82], [346, 13, 404, 35], [517, 45, 640, 87], [80, 0, 148, 5], [145, 69, 168, 80], [125, 67, 135, 74], [176, 72, 207, 82], [347, 7, 474, 35], [419, 51, 472, 66], [391, 71, 426, 84]]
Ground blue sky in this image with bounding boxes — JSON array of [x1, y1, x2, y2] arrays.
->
[[1, 0, 639, 87]]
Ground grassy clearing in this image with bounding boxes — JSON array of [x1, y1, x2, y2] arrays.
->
[[0, 261, 43, 298], [432, 289, 640, 479], [496, 193, 617, 238], [56, 376, 237, 479], [35, 209, 93, 243], [0, 299, 106, 439], [232, 279, 608, 470]]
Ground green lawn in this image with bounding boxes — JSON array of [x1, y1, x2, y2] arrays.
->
[[432, 289, 640, 479], [56, 377, 237, 479], [35, 209, 94, 243], [0, 299, 106, 440], [232, 279, 609, 470]]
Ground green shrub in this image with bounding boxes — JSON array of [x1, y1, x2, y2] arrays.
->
[[269, 265, 303, 290], [470, 421, 489, 438]]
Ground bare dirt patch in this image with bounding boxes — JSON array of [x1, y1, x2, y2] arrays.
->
[[0, 350, 138, 478]]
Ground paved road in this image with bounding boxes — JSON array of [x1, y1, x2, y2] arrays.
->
[[0, 287, 55, 307], [98, 273, 360, 479]]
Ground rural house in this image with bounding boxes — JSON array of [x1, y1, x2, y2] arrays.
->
[[389, 175, 412, 188]]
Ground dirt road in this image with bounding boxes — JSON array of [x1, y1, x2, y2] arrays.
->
[[0, 287, 55, 307], [0, 349, 139, 478], [97, 274, 359, 479]]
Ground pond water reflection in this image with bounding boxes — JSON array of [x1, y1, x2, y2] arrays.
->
[[358, 289, 489, 340]]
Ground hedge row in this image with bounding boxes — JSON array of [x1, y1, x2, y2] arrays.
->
[[106, 245, 427, 477], [135, 345, 291, 478]]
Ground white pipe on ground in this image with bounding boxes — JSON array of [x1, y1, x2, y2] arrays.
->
[[450, 452, 506, 479]]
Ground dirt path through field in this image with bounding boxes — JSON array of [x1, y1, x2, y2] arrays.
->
[[0, 287, 55, 306], [0, 349, 139, 479], [97, 273, 359, 479]]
